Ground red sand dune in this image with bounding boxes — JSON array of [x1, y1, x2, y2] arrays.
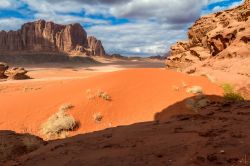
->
[[0, 68, 223, 138]]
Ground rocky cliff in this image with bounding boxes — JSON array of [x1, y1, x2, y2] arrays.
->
[[166, 0, 250, 69], [87, 36, 106, 56], [0, 20, 106, 56]]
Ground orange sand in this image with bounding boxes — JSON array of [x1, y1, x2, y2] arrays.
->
[[0, 68, 223, 137]]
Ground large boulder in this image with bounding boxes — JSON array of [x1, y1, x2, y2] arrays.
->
[[5, 67, 30, 80], [0, 62, 8, 79]]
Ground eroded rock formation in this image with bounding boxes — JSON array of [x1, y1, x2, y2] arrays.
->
[[5, 67, 30, 80], [166, 0, 250, 69], [0, 62, 8, 79], [0, 130, 45, 163], [0, 62, 30, 80], [87, 36, 106, 56], [0, 20, 106, 56]]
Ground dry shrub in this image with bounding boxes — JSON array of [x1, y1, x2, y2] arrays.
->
[[93, 112, 103, 123], [41, 104, 77, 139], [186, 86, 203, 94], [86, 89, 111, 101], [98, 91, 111, 101]]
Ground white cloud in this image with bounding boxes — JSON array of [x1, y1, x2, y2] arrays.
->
[[0, 0, 244, 56], [87, 21, 187, 56], [0, 18, 27, 30], [0, 0, 22, 9]]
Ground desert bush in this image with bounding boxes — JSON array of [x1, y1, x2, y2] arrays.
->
[[59, 103, 74, 111], [41, 104, 77, 139], [86, 89, 111, 101], [93, 112, 103, 123], [172, 86, 180, 92], [186, 86, 203, 94], [222, 84, 244, 101], [86, 89, 96, 100], [98, 91, 111, 101]]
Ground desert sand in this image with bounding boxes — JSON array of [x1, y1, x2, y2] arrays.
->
[[0, 60, 222, 139]]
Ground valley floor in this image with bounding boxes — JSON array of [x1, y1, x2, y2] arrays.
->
[[1, 59, 248, 166]]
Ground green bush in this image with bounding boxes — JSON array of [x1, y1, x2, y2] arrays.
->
[[222, 84, 244, 101]]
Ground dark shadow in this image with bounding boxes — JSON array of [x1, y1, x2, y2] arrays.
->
[[2, 95, 250, 165], [0, 130, 46, 163], [0, 53, 99, 65]]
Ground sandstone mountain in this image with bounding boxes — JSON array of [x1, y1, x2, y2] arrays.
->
[[166, 0, 250, 69], [0, 20, 106, 56], [166, 0, 250, 94]]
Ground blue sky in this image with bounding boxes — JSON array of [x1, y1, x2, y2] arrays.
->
[[0, 0, 244, 56]]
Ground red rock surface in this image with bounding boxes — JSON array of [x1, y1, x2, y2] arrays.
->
[[0, 20, 105, 56], [166, 0, 250, 97], [87, 36, 106, 56], [166, 0, 250, 69]]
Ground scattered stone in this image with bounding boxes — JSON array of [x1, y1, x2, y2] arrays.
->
[[5, 67, 30, 80]]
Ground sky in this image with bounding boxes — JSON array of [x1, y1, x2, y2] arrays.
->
[[0, 0, 244, 56]]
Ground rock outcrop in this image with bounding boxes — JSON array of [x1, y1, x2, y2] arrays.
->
[[0, 62, 30, 80], [5, 67, 30, 80], [0, 20, 106, 56], [166, 0, 250, 69], [87, 36, 106, 56], [0, 62, 8, 79], [0, 130, 45, 163]]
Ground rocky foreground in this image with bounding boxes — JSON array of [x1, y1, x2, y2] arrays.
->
[[1, 97, 250, 166]]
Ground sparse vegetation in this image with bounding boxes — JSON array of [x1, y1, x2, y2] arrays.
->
[[186, 86, 203, 94], [182, 81, 188, 88], [59, 103, 74, 111], [98, 91, 111, 101], [222, 84, 245, 101], [41, 104, 77, 139], [172, 86, 180, 92], [86, 89, 96, 100], [86, 89, 111, 101], [93, 112, 103, 123]]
